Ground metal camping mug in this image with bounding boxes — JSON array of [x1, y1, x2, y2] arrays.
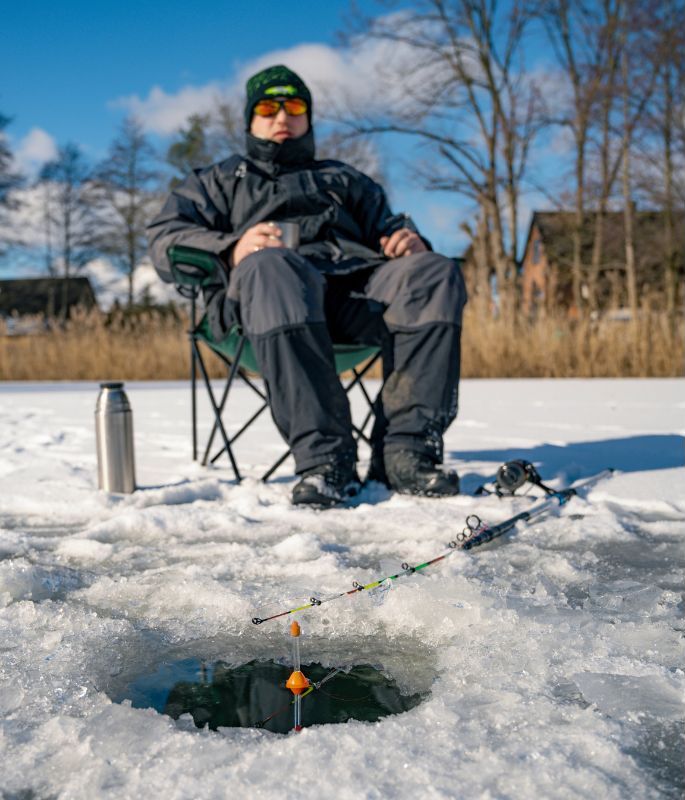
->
[[95, 382, 136, 493], [277, 221, 300, 250]]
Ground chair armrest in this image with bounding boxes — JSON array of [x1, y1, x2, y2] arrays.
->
[[167, 244, 229, 290]]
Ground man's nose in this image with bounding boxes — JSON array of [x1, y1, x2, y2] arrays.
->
[[275, 107, 289, 122]]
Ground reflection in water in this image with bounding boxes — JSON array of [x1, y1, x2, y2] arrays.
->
[[124, 658, 426, 734]]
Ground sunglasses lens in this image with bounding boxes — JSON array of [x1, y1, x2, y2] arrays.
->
[[254, 100, 280, 117], [284, 98, 308, 116]]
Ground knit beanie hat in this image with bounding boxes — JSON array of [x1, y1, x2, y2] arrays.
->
[[244, 65, 312, 128]]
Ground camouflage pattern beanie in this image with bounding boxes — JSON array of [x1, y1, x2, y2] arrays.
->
[[244, 65, 312, 128]]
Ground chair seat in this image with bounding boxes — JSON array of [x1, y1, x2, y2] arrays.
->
[[195, 315, 379, 376]]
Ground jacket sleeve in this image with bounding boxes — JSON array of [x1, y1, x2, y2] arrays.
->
[[147, 161, 241, 284], [349, 169, 432, 253]]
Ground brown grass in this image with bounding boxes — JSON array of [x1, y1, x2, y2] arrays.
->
[[0, 304, 682, 381], [459, 303, 685, 378]]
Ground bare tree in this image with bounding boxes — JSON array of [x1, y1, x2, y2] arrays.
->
[[212, 100, 246, 157], [541, 0, 618, 315], [0, 113, 23, 257], [93, 116, 161, 305], [580, 0, 659, 311], [317, 130, 386, 184], [586, 0, 623, 309], [166, 99, 244, 185], [634, 0, 685, 316], [39, 143, 96, 317], [166, 113, 216, 184], [345, 0, 543, 314]]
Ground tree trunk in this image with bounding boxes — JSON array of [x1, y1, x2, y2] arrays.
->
[[590, 82, 617, 311], [472, 208, 493, 314], [589, 8, 621, 313], [662, 62, 676, 317], [622, 50, 638, 316], [127, 207, 136, 307], [572, 136, 585, 317]]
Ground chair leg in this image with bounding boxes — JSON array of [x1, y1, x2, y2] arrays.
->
[[194, 343, 242, 482], [191, 344, 197, 462], [208, 403, 269, 465], [202, 343, 271, 466], [343, 353, 382, 446], [190, 301, 198, 462], [195, 342, 382, 484], [351, 422, 374, 446], [260, 447, 293, 482], [203, 337, 246, 463]]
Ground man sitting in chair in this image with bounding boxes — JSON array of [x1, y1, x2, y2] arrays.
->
[[148, 65, 467, 508]]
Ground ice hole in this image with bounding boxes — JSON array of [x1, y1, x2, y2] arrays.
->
[[116, 657, 427, 734]]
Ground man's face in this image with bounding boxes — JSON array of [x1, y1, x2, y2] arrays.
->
[[250, 97, 309, 143]]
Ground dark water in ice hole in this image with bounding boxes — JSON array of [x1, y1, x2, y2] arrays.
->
[[118, 658, 426, 734]]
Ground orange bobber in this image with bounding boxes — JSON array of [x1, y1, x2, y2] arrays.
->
[[286, 669, 310, 695], [290, 620, 301, 637]]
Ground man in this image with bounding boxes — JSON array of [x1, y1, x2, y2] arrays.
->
[[148, 65, 466, 508]]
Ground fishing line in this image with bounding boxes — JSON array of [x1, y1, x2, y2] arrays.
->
[[251, 468, 613, 626]]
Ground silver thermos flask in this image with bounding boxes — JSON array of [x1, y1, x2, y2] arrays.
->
[[95, 382, 136, 493]]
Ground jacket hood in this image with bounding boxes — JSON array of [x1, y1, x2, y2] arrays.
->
[[245, 128, 315, 169]]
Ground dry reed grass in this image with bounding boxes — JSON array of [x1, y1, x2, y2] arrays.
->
[[459, 303, 685, 378], [0, 304, 682, 381]]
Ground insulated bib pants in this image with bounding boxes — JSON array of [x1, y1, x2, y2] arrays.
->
[[207, 250, 467, 474]]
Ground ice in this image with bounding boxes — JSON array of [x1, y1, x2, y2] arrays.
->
[[272, 532, 324, 561], [0, 378, 683, 798], [572, 672, 684, 721]]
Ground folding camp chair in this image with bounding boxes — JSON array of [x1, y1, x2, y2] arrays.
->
[[168, 244, 382, 482]]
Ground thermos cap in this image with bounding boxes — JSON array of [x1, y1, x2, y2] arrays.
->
[[100, 381, 124, 389]]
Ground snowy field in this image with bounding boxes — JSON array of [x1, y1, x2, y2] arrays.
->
[[0, 378, 683, 800]]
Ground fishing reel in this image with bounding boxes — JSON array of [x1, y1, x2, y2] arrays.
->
[[476, 459, 555, 498]]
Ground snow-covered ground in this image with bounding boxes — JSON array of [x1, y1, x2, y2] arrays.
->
[[0, 378, 683, 799]]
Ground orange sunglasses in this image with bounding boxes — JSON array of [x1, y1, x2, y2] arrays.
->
[[253, 97, 308, 117]]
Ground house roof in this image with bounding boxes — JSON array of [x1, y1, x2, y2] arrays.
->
[[528, 210, 685, 271], [0, 277, 98, 317]]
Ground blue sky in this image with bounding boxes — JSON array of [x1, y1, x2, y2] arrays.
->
[[2, 1, 561, 275], [2, 1, 365, 155]]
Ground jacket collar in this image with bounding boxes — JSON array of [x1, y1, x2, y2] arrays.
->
[[245, 128, 315, 171]]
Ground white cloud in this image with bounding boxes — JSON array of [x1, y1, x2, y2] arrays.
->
[[0, 184, 48, 247], [249, 37, 431, 116], [83, 257, 178, 309], [14, 128, 58, 174], [112, 82, 234, 136], [112, 26, 430, 136]]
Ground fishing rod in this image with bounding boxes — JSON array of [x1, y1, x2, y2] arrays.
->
[[250, 466, 613, 626], [463, 467, 613, 549]]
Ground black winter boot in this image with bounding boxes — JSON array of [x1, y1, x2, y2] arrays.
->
[[292, 460, 361, 508], [385, 450, 459, 497]]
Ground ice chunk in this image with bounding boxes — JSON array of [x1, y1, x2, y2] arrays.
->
[[573, 672, 684, 721]]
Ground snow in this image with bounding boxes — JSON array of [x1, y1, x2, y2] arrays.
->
[[0, 377, 683, 799]]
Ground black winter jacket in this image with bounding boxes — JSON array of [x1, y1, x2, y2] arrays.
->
[[147, 129, 424, 283]]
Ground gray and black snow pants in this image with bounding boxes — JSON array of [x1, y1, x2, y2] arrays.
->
[[205, 250, 467, 473]]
